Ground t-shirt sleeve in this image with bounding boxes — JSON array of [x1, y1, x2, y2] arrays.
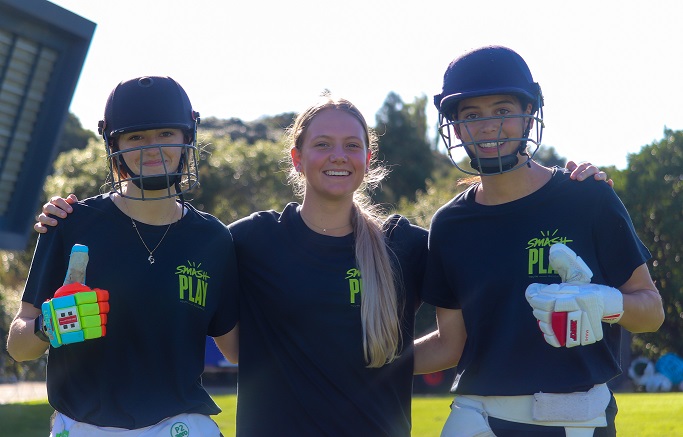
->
[[384, 215, 428, 304], [207, 226, 240, 337], [593, 186, 651, 288], [420, 210, 461, 310], [22, 221, 69, 308]]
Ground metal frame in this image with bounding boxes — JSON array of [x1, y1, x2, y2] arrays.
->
[[0, 0, 95, 249]]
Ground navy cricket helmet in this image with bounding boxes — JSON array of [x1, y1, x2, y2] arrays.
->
[[98, 76, 200, 200], [434, 46, 545, 175]]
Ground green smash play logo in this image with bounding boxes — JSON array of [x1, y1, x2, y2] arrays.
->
[[526, 230, 573, 277], [347, 268, 362, 305], [176, 261, 210, 308]]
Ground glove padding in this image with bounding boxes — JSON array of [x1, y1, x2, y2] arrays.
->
[[525, 244, 623, 348], [41, 282, 109, 348], [548, 242, 593, 284]]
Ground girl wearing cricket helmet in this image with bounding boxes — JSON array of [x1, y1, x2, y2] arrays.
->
[[8, 76, 238, 437], [415, 46, 664, 437]]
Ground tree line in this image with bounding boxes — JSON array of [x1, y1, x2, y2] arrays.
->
[[0, 93, 680, 382]]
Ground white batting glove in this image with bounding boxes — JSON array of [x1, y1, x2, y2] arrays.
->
[[525, 244, 624, 348], [548, 243, 593, 284]]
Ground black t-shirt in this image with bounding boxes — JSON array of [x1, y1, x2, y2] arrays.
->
[[22, 194, 239, 428], [229, 203, 428, 437], [422, 169, 650, 396]]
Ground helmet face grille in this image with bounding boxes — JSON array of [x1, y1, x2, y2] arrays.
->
[[433, 46, 545, 175], [100, 76, 200, 200], [438, 113, 543, 176], [106, 142, 200, 201]]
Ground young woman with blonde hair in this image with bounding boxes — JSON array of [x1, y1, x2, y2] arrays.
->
[[34, 90, 609, 437], [228, 93, 427, 436]]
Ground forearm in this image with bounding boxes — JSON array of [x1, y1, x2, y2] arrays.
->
[[615, 264, 664, 333], [413, 307, 466, 375], [414, 331, 461, 375], [619, 288, 665, 333], [7, 316, 49, 362]]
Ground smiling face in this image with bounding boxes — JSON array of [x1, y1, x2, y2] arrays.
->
[[455, 94, 532, 159], [291, 108, 371, 202], [115, 128, 185, 179]]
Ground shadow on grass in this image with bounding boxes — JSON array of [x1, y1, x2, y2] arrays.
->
[[2, 402, 53, 436]]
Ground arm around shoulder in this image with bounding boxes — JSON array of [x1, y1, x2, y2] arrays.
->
[[618, 264, 665, 333]]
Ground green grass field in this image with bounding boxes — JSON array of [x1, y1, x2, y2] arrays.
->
[[3, 393, 682, 436]]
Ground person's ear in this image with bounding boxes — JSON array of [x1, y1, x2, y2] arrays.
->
[[291, 147, 302, 172]]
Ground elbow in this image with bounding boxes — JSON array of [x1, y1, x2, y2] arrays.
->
[[224, 352, 238, 365], [5, 346, 19, 362], [645, 297, 666, 333], [6, 346, 36, 363], [5, 341, 21, 362], [448, 350, 462, 369], [649, 307, 666, 333], [6, 335, 47, 363], [443, 345, 462, 370]]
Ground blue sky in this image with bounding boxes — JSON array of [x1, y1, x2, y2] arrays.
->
[[50, 0, 683, 169]]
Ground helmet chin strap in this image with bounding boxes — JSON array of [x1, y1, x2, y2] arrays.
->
[[116, 154, 184, 191], [466, 142, 528, 174], [465, 118, 534, 174]]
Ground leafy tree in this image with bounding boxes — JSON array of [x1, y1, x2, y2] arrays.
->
[[193, 134, 295, 224], [618, 128, 683, 359], [200, 113, 294, 145], [374, 93, 434, 205], [57, 112, 98, 153], [534, 145, 566, 168], [396, 152, 466, 229], [46, 139, 110, 198]]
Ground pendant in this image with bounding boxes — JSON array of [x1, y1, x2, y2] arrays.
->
[[148, 255, 155, 264]]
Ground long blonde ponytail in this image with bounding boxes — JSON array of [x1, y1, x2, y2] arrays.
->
[[352, 201, 402, 368], [284, 92, 403, 368]]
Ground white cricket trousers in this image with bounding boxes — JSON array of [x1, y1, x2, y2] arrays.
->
[[49, 411, 221, 437]]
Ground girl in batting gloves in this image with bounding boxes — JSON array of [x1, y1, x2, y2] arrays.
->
[[414, 45, 664, 437], [39, 93, 429, 436], [34, 90, 608, 436], [8, 76, 238, 437]]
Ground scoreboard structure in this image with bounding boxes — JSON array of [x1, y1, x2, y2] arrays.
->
[[0, 0, 94, 250]]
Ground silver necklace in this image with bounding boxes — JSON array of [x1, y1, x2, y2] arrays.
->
[[117, 194, 179, 264], [130, 219, 173, 264], [300, 212, 351, 233]]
